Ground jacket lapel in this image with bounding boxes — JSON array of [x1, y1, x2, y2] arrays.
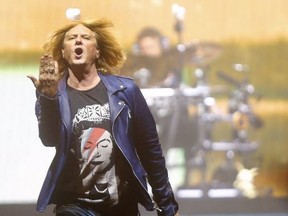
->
[[99, 73, 127, 122]]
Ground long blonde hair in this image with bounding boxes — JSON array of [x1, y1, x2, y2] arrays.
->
[[43, 18, 126, 78]]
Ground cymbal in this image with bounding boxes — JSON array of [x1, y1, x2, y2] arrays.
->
[[123, 40, 222, 68], [176, 40, 223, 66], [121, 40, 223, 86]]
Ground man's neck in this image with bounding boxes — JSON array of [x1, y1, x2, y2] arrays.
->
[[67, 67, 100, 91]]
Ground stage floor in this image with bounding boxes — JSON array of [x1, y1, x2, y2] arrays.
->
[[1, 197, 288, 216]]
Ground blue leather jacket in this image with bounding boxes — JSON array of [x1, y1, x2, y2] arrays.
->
[[35, 71, 178, 216]]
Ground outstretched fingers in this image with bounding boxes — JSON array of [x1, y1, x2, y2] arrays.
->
[[40, 54, 55, 75], [28, 54, 59, 98]]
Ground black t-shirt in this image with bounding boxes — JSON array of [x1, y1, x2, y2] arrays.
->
[[56, 81, 119, 208]]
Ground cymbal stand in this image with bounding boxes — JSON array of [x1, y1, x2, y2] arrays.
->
[[172, 3, 186, 87], [184, 66, 217, 189], [165, 3, 188, 151]]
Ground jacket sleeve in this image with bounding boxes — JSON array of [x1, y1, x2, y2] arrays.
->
[[130, 84, 179, 216], [35, 90, 61, 147]]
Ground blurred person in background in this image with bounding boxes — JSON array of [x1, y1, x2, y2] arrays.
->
[[121, 27, 181, 88], [28, 18, 179, 216]]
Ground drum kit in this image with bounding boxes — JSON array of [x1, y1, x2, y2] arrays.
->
[[124, 38, 263, 190], [122, 9, 263, 191]]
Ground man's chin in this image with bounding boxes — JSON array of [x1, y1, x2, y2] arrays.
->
[[71, 60, 86, 66]]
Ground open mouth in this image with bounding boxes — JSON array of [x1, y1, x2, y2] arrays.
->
[[74, 47, 83, 57]]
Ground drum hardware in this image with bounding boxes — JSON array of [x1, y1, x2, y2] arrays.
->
[[179, 63, 264, 193], [140, 63, 263, 194], [209, 67, 263, 189], [182, 66, 219, 188]]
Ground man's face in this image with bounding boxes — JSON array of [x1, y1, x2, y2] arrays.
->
[[139, 36, 162, 57], [62, 24, 100, 67]]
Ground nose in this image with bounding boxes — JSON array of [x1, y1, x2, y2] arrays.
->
[[75, 35, 82, 44]]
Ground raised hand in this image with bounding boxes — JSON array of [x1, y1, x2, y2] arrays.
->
[[27, 54, 59, 98]]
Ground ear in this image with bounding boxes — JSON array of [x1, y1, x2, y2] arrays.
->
[[96, 47, 100, 58], [61, 49, 65, 58]]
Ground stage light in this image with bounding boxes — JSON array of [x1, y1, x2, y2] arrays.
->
[[66, 8, 81, 20]]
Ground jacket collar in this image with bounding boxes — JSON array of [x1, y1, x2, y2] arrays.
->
[[98, 72, 127, 94]]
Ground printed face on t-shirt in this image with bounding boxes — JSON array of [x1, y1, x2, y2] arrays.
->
[[80, 127, 113, 173]]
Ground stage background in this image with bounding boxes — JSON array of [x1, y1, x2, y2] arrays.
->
[[0, 0, 287, 215]]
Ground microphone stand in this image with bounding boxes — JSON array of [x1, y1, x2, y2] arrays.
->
[[166, 5, 186, 152], [165, 6, 189, 189], [173, 16, 184, 87]]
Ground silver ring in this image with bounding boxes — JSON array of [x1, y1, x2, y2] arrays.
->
[[48, 67, 54, 74]]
